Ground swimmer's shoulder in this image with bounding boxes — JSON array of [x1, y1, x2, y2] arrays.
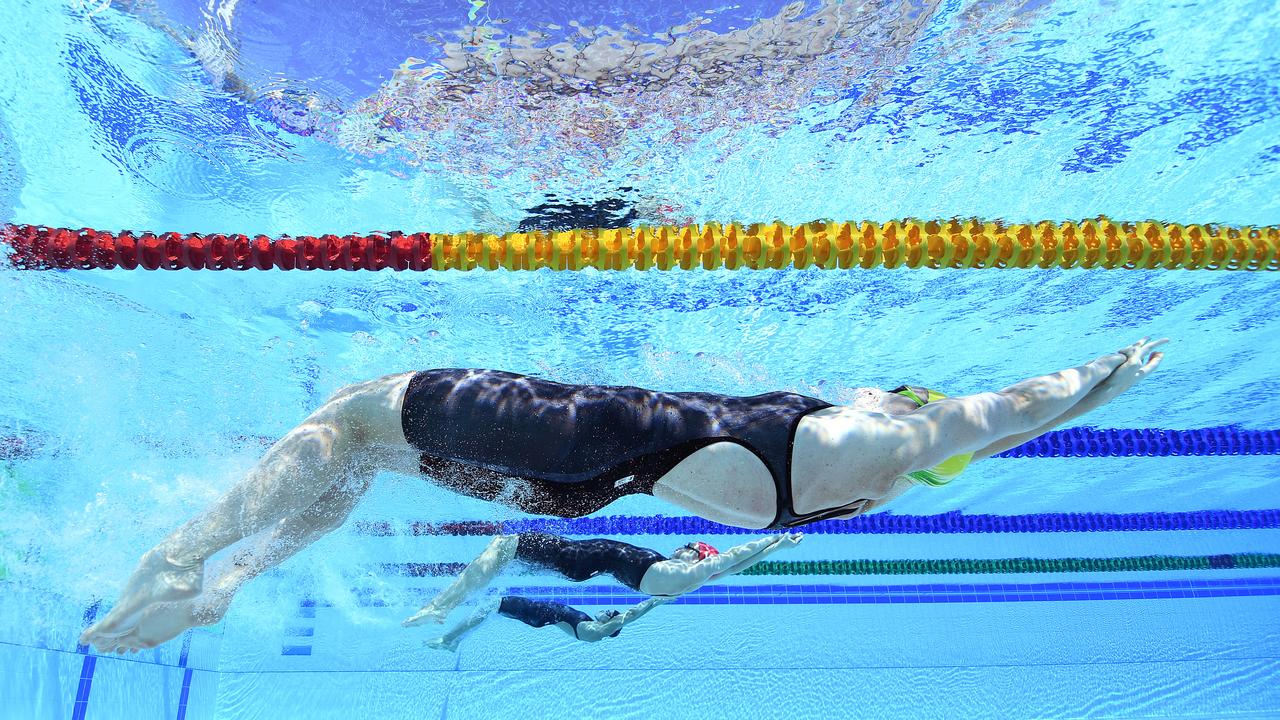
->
[[795, 403, 920, 473]]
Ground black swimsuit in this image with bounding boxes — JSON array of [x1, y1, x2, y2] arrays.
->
[[496, 596, 606, 639], [513, 532, 664, 591], [495, 532, 662, 639], [400, 368, 848, 528]]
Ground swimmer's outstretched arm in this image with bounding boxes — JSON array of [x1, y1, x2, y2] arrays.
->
[[403, 535, 519, 627], [638, 533, 803, 596], [970, 338, 1168, 460], [572, 596, 674, 643], [875, 337, 1168, 479], [855, 339, 1170, 516]]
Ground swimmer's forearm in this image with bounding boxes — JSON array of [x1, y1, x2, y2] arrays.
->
[[972, 399, 1103, 460], [995, 356, 1120, 431], [711, 536, 784, 569], [685, 536, 783, 582], [621, 595, 673, 625], [715, 536, 792, 576], [973, 355, 1125, 458], [577, 597, 673, 641], [639, 536, 784, 595]]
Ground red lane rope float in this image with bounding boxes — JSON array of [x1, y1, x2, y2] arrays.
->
[[1, 226, 433, 271], [3, 219, 1278, 271]]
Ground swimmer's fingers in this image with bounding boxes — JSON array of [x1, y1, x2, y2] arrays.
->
[[1127, 339, 1168, 373], [108, 628, 146, 654], [1142, 338, 1169, 362], [1117, 337, 1149, 357], [1132, 337, 1167, 359], [1119, 338, 1168, 369]]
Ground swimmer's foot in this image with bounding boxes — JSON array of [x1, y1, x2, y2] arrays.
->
[[402, 602, 449, 627], [80, 549, 205, 648], [424, 635, 461, 653], [97, 594, 228, 654]]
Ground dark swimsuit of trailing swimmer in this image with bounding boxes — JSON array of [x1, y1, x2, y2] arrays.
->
[[401, 370, 974, 529], [493, 532, 710, 640]]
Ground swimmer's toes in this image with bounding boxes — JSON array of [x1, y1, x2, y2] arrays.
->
[[424, 637, 458, 653], [82, 608, 142, 642], [80, 623, 126, 652]]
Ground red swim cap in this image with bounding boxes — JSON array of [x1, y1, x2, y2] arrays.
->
[[691, 541, 719, 560]]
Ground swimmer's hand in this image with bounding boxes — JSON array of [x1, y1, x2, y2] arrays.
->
[[1083, 337, 1168, 409], [775, 532, 804, 549]]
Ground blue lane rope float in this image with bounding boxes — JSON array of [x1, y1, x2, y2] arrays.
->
[[994, 426, 1280, 457], [353, 509, 1280, 537], [3, 426, 1276, 464]]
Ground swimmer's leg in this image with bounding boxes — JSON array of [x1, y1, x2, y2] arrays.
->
[[102, 476, 370, 653], [425, 598, 500, 653], [403, 535, 519, 627], [83, 373, 411, 646]]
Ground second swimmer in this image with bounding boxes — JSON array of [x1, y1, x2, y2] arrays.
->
[[405, 531, 803, 647]]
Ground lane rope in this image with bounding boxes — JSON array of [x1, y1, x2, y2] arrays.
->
[[353, 509, 1280, 537], [5, 218, 1277, 271]]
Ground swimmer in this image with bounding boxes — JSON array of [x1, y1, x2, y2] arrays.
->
[[404, 532, 801, 635], [80, 338, 1167, 651], [424, 595, 671, 650]]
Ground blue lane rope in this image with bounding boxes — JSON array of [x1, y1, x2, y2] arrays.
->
[[2, 426, 1277, 462], [354, 509, 1280, 537], [994, 426, 1280, 457], [377, 553, 1280, 578]]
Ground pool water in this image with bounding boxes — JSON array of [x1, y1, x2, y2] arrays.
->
[[1, 0, 1278, 718]]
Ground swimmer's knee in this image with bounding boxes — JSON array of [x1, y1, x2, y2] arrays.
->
[[281, 422, 348, 463], [305, 395, 374, 449], [314, 373, 415, 447]]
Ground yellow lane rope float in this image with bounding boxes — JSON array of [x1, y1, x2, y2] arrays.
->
[[3, 218, 1277, 271]]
